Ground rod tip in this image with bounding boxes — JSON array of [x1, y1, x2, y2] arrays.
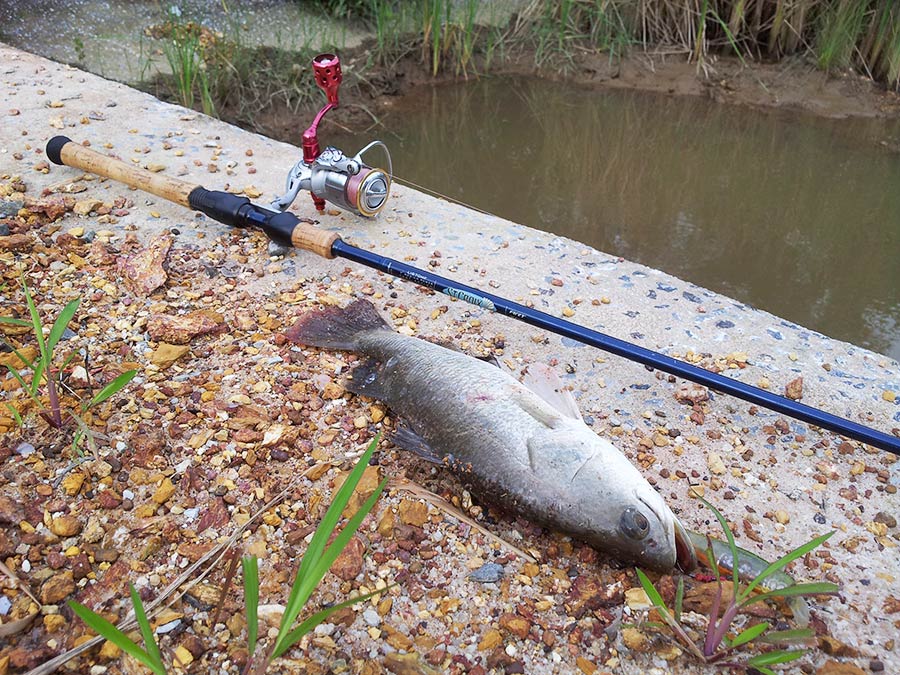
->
[[45, 136, 72, 165]]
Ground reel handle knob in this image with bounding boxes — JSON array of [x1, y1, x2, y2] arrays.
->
[[313, 53, 342, 106]]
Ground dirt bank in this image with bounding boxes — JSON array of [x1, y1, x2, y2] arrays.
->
[[234, 42, 900, 145]]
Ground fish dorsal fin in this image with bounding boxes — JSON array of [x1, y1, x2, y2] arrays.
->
[[521, 364, 583, 422]]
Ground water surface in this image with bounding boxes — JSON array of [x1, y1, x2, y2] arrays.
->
[[331, 78, 900, 360]]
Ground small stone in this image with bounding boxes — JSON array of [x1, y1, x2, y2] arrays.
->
[[785, 377, 803, 401], [874, 512, 897, 529], [814, 660, 866, 675], [479, 629, 503, 651], [774, 510, 790, 524], [98, 640, 121, 660], [0, 234, 32, 251], [61, 473, 85, 496], [119, 234, 173, 296], [152, 477, 176, 504], [674, 383, 709, 404], [43, 614, 67, 632], [172, 645, 194, 669], [40, 571, 75, 603], [707, 452, 726, 475], [884, 390, 896, 403], [575, 657, 597, 674], [150, 343, 190, 368], [398, 499, 428, 527], [147, 311, 223, 344], [331, 535, 364, 580], [498, 613, 530, 640], [468, 562, 504, 583], [49, 515, 82, 537], [73, 198, 102, 215], [621, 626, 651, 652]]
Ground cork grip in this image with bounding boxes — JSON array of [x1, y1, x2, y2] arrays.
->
[[48, 137, 197, 207], [291, 222, 339, 258]]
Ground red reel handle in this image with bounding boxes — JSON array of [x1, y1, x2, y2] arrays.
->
[[313, 53, 341, 105]]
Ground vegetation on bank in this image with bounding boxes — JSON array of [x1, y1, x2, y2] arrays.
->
[[144, 0, 900, 127], [321, 0, 900, 85]]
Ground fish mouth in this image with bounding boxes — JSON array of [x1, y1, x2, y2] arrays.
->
[[673, 517, 698, 572]]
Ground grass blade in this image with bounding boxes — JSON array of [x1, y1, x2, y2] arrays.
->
[[635, 568, 670, 617], [275, 475, 389, 654], [68, 601, 166, 675], [89, 370, 137, 408], [728, 621, 769, 648], [0, 317, 30, 326], [22, 279, 47, 361], [741, 582, 839, 608], [758, 628, 816, 645], [274, 435, 381, 655], [746, 648, 806, 667], [694, 491, 739, 593], [46, 299, 80, 357], [242, 556, 259, 658], [273, 585, 392, 658], [129, 583, 164, 672], [674, 576, 684, 624], [738, 532, 834, 602]]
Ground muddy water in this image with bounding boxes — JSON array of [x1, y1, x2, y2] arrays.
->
[[330, 77, 900, 360]]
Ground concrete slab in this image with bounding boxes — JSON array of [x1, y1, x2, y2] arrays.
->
[[1, 43, 898, 674]]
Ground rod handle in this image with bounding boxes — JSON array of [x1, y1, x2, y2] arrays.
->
[[46, 136, 198, 207], [186, 187, 339, 258]]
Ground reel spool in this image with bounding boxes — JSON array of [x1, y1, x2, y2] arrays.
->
[[270, 53, 392, 218]]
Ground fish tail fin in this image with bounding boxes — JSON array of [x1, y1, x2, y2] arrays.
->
[[285, 300, 389, 350]]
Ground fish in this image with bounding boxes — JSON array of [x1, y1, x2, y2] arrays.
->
[[286, 300, 697, 572]]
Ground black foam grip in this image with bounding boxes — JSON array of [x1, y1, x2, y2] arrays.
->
[[46, 136, 72, 165], [188, 187, 251, 228]]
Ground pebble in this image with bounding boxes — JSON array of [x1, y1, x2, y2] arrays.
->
[[362, 609, 381, 627], [468, 562, 504, 583]]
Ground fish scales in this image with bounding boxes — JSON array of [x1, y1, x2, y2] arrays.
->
[[287, 300, 696, 571], [354, 331, 585, 516]]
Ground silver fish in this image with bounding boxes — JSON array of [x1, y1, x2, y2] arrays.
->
[[287, 300, 696, 572]]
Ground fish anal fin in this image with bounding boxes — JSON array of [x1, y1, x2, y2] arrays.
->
[[390, 424, 444, 464], [521, 364, 583, 421]]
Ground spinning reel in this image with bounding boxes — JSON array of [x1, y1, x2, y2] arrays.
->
[[270, 53, 392, 218]]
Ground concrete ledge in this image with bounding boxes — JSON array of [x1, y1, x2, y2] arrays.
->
[[2, 44, 898, 673]]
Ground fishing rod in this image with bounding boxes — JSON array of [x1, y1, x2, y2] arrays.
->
[[44, 133, 900, 456], [42, 53, 899, 456]]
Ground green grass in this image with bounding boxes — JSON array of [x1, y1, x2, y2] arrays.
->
[[634, 494, 838, 672], [69, 434, 389, 673], [0, 276, 136, 452]]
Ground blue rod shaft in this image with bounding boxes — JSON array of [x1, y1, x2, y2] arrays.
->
[[333, 240, 900, 456]]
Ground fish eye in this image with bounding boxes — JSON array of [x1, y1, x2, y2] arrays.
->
[[619, 507, 650, 540]]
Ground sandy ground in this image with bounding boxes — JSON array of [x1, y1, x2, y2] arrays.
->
[[1, 44, 899, 675]]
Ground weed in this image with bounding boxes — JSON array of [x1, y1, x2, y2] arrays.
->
[[0, 277, 136, 451], [70, 585, 166, 675], [69, 434, 389, 674], [634, 494, 838, 672]]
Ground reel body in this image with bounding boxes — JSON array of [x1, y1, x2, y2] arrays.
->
[[271, 53, 392, 218]]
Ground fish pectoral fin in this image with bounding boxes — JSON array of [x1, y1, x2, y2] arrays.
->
[[345, 358, 387, 399], [390, 423, 445, 464], [521, 364, 583, 421], [512, 387, 565, 429]]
